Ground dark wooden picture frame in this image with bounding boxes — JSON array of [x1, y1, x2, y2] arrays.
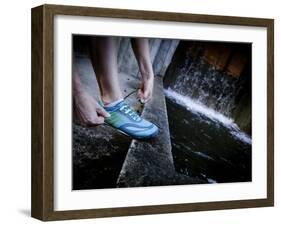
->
[[31, 4, 274, 221]]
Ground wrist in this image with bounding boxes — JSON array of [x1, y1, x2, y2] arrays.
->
[[141, 71, 154, 80], [73, 83, 84, 96], [138, 59, 154, 79]]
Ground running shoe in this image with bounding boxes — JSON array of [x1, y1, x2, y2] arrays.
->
[[102, 100, 159, 139]]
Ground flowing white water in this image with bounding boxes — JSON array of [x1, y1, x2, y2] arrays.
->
[[165, 88, 252, 144]]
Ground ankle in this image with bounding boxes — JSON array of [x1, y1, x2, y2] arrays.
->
[[101, 94, 123, 105], [103, 98, 124, 108]]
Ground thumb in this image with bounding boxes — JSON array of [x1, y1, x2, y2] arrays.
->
[[142, 82, 150, 100], [138, 88, 146, 103], [96, 107, 110, 118], [143, 87, 149, 99], [137, 88, 143, 97], [94, 116, 105, 125]]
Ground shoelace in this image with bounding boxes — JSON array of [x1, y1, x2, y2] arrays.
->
[[119, 103, 140, 121]]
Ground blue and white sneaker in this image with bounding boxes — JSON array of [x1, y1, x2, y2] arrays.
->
[[102, 100, 159, 139]]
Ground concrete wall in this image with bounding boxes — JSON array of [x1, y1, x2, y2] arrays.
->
[[73, 35, 179, 79], [117, 37, 179, 78]]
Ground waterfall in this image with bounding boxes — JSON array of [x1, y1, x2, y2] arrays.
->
[[169, 53, 247, 118], [164, 42, 252, 141], [164, 88, 252, 144]]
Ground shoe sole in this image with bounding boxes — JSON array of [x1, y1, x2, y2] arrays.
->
[[104, 122, 159, 140]]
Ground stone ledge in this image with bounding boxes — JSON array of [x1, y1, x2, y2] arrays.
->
[[117, 76, 203, 187]]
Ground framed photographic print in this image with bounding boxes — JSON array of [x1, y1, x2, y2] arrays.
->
[[31, 4, 274, 221]]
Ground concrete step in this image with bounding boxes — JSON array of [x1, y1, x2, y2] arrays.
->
[[117, 76, 202, 187], [116, 76, 174, 187]]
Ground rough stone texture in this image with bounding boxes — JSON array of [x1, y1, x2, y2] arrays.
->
[[153, 39, 179, 76], [72, 124, 132, 189], [117, 37, 178, 78], [225, 51, 248, 78], [117, 76, 203, 187]]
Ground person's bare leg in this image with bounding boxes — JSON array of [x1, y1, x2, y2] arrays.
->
[[90, 37, 123, 105], [131, 38, 154, 103]]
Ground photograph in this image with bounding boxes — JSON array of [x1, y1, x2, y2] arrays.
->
[[31, 4, 273, 220], [72, 35, 252, 190]]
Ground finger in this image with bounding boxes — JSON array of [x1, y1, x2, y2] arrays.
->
[[92, 116, 105, 125], [137, 88, 143, 97], [137, 89, 145, 103], [145, 91, 152, 102], [74, 107, 88, 126], [141, 86, 151, 103], [143, 88, 149, 99], [142, 94, 150, 103], [96, 107, 110, 118], [143, 81, 152, 100]]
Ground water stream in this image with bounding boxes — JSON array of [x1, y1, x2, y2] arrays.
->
[[165, 92, 252, 183], [164, 51, 252, 183]]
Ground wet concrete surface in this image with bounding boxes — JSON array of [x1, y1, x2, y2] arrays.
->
[[73, 123, 132, 189], [117, 76, 204, 187]]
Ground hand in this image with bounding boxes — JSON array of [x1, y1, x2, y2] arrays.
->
[[138, 76, 154, 103], [74, 91, 110, 126]]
